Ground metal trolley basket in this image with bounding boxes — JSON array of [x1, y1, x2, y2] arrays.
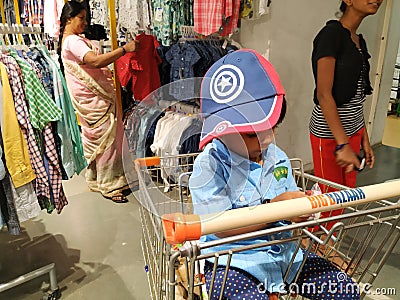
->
[[135, 153, 400, 300]]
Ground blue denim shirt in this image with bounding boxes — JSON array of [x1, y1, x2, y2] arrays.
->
[[189, 139, 303, 292], [165, 43, 201, 100], [26, 48, 54, 100]]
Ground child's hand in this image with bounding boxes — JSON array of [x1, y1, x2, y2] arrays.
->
[[271, 191, 310, 223], [270, 191, 306, 202]]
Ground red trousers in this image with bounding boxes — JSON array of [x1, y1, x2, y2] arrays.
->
[[309, 127, 364, 222]]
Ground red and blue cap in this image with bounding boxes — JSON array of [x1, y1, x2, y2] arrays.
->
[[199, 49, 285, 149]]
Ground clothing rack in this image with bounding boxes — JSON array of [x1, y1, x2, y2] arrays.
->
[[180, 25, 220, 42], [0, 22, 60, 299], [179, 25, 242, 49], [180, 25, 199, 40], [0, 23, 42, 35], [0, 23, 43, 46]]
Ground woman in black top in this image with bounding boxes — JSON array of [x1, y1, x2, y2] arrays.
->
[[309, 0, 381, 200]]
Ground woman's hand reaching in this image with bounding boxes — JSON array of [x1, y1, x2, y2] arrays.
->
[[123, 40, 139, 53]]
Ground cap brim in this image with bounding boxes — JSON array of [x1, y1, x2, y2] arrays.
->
[[199, 94, 283, 149]]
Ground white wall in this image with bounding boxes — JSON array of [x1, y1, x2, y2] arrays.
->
[[367, 0, 400, 145], [237, 0, 400, 170]]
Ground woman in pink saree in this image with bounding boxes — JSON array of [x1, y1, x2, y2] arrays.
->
[[58, 1, 138, 203]]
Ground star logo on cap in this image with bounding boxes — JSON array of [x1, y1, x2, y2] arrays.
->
[[214, 121, 230, 134], [217, 76, 232, 92], [210, 64, 245, 104]]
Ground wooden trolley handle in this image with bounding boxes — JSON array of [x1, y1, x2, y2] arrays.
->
[[162, 180, 400, 244]]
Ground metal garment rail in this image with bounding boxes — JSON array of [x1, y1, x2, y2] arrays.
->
[[0, 263, 60, 299]]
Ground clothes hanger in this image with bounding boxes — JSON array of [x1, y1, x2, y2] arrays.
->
[[1, 24, 12, 47], [26, 24, 35, 47], [0, 32, 6, 51], [14, 24, 29, 51], [32, 24, 43, 46], [0, 24, 6, 50]]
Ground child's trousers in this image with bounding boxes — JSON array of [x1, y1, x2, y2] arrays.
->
[[204, 251, 360, 300]]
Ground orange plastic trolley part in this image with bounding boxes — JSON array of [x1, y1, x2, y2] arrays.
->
[[162, 213, 201, 244]]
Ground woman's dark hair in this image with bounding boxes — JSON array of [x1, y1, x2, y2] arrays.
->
[[340, 1, 347, 13], [57, 1, 86, 73], [275, 96, 287, 127]]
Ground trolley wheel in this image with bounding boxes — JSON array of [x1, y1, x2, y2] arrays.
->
[[42, 288, 61, 300]]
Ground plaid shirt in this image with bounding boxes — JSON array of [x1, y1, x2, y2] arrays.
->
[[194, 0, 240, 36], [0, 53, 50, 202], [43, 123, 68, 213], [9, 50, 62, 131], [10, 51, 68, 213]]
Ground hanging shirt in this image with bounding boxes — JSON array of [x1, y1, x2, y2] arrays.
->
[[117, 0, 151, 33], [0, 62, 36, 188], [26, 49, 55, 100], [165, 42, 201, 100], [9, 50, 62, 130], [89, 0, 108, 26], [136, 106, 162, 158], [3, 0, 16, 24], [0, 53, 51, 203], [152, 0, 187, 46], [11, 180, 41, 223], [0, 131, 21, 235], [116, 33, 162, 101], [194, 0, 241, 36], [9, 51, 68, 213], [152, 0, 173, 46]]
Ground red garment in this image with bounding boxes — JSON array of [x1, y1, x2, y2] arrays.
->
[[194, 0, 240, 36], [115, 33, 162, 101], [309, 127, 364, 229]]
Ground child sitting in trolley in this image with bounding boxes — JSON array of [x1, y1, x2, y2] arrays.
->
[[189, 49, 359, 300]]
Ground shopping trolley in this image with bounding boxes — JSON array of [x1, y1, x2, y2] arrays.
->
[[135, 154, 400, 300]]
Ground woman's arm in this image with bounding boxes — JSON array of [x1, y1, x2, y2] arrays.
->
[[316, 57, 360, 171], [82, 40, 139, 69]]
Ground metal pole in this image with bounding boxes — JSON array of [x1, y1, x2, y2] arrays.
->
[[0, 263, 58, 293], [107, 0, 122, 113]]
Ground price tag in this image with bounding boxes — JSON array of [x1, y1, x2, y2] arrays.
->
[[155, 7, 163, 22]]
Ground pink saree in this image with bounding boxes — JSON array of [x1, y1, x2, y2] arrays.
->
[[62, 35, 128, 197]]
